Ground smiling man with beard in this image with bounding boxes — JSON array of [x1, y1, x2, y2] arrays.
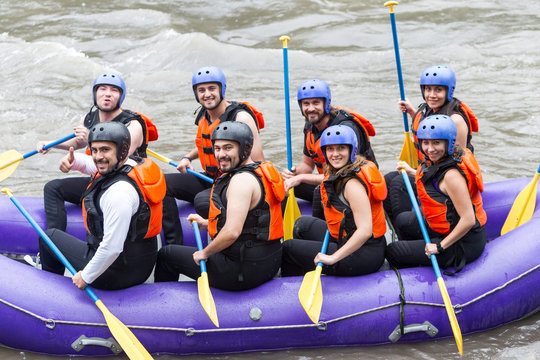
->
[[281, 79, 378, 218], [38, 122, 165, 290], [160, 66, 265, 246], [155, 122, 285, 291]]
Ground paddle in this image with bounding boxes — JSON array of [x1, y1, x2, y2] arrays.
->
[[146, 149, 213, 184], [384, 1, 418, 169], [298, 230, 329, 324], [280, 35, 301, 241], [399, 170, 463, 355], [1, 188, 154, 360], [191, 220, 219, 327], [0, 133, 76, 182], [501, 165, 540, 235]]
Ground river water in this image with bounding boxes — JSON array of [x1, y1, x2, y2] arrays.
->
[[0, 0, 539, 359]]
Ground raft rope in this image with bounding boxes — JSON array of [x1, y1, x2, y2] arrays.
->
[[1, 264, 538, 334], [392, 266, 407, 336], [385, 211, 398, 243]]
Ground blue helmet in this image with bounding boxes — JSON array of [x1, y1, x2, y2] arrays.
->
[[416, 115, 457, 156], [297, 79, 332, 114], [420, 65, 456, 102], [92, 73, 126, 109], [320, 125, 358, 164], [192, 66, 226, 103]]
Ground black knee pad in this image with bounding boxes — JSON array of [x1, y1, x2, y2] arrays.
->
[[194, 188, 211, 218], [293, 216, 318, 239], [383, 171, 399, 220], [394, 211, 421, 240], [389, 175, 416, 217], [311, 185, 325, 220], [385, 241, 414, 266]]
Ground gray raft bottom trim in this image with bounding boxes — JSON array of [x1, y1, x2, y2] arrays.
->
[[0, 264, 538, 335]]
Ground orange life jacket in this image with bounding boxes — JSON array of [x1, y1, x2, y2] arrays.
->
[[84, 108, 158, 157], [335, 106, 376, 139], [305, 108, 376, 173], [320, 160, 387, 242], [416, 149, 486, 234], [195, 101, 264, 178], [208, 161, 285, 242], [137, 111, 159, 142], [411, 99, 478, 161], [82, 157, 166, 247]]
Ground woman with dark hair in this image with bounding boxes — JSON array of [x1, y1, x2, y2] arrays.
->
[[281, 125, 386, 277], [385, 115, 487, 272]]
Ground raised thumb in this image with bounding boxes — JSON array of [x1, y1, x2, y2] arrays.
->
[[68, 147, 75, 163]]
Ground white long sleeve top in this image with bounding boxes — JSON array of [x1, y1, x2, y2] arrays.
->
[[72, 153, 139, 284]]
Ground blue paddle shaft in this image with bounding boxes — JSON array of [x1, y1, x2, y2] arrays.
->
[[315, 230, 330, 269], [23, 133, 76, 159], [8, 194, 100, 302], [192, 221, 207, 273], [188, 169, 213, 184], [400, 171, 443, 278], [282, 46, 293, 170], [388, 11, 410, 132], [166, 158, 213, 184]]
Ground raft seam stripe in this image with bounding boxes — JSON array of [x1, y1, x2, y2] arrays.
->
[[0, 264, 537, 332], [456, 263, 540, 309]]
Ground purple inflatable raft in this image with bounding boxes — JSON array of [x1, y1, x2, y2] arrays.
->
[[0, 178, 539, 356]]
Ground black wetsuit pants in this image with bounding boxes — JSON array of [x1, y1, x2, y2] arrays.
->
[[281, 216, 386, 277], [154, 240, 282, 291], [43, 176, 90, 232], [162, 172, 213, 245], [39, 228, 157, 290], [383, 170, 487, 270], [289, 183, 324, 219], [385, 225, 486, 270]]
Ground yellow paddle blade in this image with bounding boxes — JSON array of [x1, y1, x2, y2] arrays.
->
[[95, 300, 154, 360], [501, 172, 539, 235], [197, 272, 219, 327], [0, 150, 24, 182], [283, 188, 301, 241], [399, 132, 418, 169], [437, 278, 463, 355], [146, 149, 171, 164], [298, 266, 323, 323]]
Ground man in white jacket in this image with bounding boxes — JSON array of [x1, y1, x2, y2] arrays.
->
[[39, 122, 165, 290]]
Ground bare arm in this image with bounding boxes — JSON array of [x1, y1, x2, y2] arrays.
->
[[314, 179, 372, 265], [451, 113, 469, 151], [193, 172, 260, 264], [176, 146, 199, 173], [398, 98, 416, 118], [236, 111, 264, 162], [37, 119, 87, 153], [428, 168, 476, 254], [126, 120, 144, 156], [396, 161, 416, 178], [282, 155, 322, 191]]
